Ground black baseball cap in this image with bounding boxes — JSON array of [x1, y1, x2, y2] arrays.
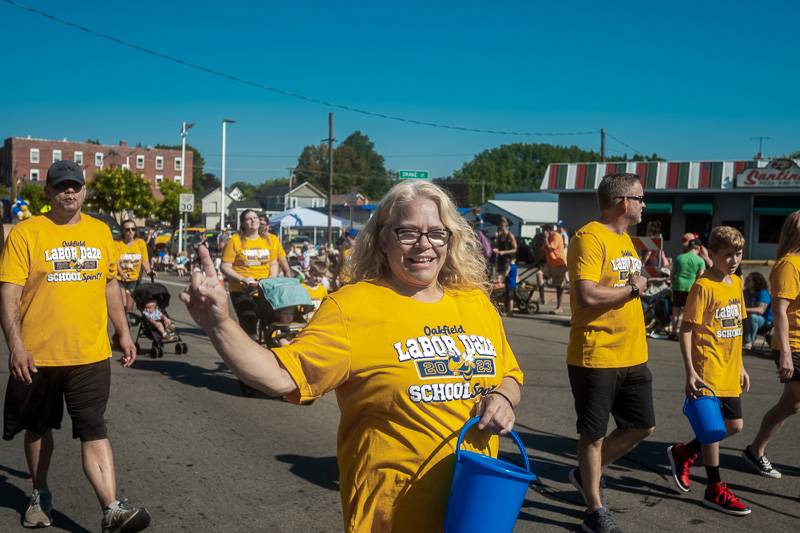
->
[[46, 160, 85, 187]]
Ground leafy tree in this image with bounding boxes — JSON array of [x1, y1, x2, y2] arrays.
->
[[19, 182, 49, 215], [86, 138, 101, 145], [294, 131, 391, 200], [85, 167, 155, 222], [451, 143, 665, 205], [230, 181, 257, 199], [154, 143, 206, 197], [153, 179, 188, 228], [790, 150, 800, 159]]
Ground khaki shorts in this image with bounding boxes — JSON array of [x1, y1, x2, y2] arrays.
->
[[542, 264, 567, 287]]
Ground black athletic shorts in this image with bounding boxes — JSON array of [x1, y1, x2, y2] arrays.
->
[[122, 279, 140, 293], [671, 291, 689, 308], [718, 396, 743, 420], [567, 363, 656, 440], [772, 350, 800, 382], [3, 359, 111, 442]]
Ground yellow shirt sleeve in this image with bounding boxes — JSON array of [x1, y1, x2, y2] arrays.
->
[[0, 225, 30, 286], [221, 236, 237, 263], [682, 281, 709, 325], [272, 296, 352, 403], [139, 238, 149, 267], [271, 234, 286, 259], [772, 260, 800, 301], [568, 232, 604, 283], [107, 233, 119, 280]]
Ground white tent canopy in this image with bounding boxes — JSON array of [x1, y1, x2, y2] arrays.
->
[[268, 207, 345, 245]]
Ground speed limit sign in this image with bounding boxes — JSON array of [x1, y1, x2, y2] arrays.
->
[[179, 193, 195, 213]]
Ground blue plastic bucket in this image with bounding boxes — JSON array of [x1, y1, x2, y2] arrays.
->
[[683, 385, 727, 444], [444, 417, 536, 533]]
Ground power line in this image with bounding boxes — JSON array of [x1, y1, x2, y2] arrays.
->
[[605, 132, 644, 156], [204, 152, 478, 159], [3, 0, 596, 138]]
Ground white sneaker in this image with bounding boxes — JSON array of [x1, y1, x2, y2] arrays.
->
[[23, 488, 52, 528]]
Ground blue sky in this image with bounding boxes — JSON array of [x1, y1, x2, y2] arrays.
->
[[1, 0, 797, 185]]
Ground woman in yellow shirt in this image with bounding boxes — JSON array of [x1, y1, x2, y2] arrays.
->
[[220, 209, 276, 336], [182, 181, 523, 532], [116, 219, 152, 317], [743, 210, 800, 478]]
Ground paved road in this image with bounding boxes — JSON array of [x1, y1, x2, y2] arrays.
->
[[0, 273, 798, 532]]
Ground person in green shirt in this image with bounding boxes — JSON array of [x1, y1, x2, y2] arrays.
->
[[670, 236, 707, 338]]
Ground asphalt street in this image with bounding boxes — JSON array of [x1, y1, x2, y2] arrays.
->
[[1, 273, 798, 532]]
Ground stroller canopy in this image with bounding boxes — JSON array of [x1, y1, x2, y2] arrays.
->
[[133, 283, 171, 310], [258, 278, 314, 313]]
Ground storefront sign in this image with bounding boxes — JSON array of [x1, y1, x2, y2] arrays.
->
[[736, 158, 800, 188]]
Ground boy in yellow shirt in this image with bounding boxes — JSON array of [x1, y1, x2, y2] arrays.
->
[[667, 226, 751, 516]]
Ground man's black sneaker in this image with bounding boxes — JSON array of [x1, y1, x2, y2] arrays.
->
[[101, 499, 151, 533], [742, 445, 781, 479], [569, 468, 606, 506], [582, 507, 622, 533]]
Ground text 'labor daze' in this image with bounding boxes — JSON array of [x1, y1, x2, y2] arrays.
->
[[393, 324, 500, 404], [714, 298, 744, 339], [44, 241, 104, 282]]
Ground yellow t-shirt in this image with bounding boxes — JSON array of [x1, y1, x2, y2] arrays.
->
[[683, 273, 746, 396], [221, 234, 275, 292], [770, 254, 800, 352], [272, 281, 524, 533], [116, 238, 149, 282], [0, 215, 118, 366], [266, 232, 286, 260], [566, 221, 648, 368], [302, 282, 328, 302]]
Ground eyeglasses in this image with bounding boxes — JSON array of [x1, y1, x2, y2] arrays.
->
[[394, 228, 451, 247], [614, 195, 645, 203]]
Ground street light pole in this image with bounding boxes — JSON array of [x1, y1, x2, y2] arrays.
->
[[220, 119, 236, 231], [178, 121, 194, 254]]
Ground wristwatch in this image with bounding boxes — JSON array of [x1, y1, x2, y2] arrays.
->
[[629, 283, 640, 299]]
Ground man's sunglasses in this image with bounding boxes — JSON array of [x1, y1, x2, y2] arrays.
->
[[614, 195, 645, 203]]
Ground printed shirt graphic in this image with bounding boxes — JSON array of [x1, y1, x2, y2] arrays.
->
[[116, 238, 149, 281], [221, 234, 274, 292], [770, 254, 800, 351], [683, 274, 746, 396], [567, 221, 648, 368], [0, 215, 118, 366], [272, 282, 523, 532]]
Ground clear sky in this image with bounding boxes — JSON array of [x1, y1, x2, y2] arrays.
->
[[1, 0, 797, 185]]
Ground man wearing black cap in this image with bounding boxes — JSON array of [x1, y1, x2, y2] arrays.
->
[[0, 161, 151, 532]]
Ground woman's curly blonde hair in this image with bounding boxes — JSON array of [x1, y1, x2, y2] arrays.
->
[[345, 180, 490, 294]]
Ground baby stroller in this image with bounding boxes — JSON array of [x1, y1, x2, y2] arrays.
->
[[132, 281, 188, 358], [237, 278, 314, 399]]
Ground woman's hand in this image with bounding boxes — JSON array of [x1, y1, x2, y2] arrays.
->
[[685, 371, 705, 398], [475, 392, 515, 435], [778, 351, 794, 382], [180, 245, 231, 331], [740, 367, 751, 392]]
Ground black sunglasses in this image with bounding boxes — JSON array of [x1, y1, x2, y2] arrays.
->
[[614, 195, 645, 203]]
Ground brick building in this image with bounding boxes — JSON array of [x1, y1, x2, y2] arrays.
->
[[0, 136, 193, 197]]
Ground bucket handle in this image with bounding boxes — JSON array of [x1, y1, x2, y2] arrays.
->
[[456, 416, 531, 473], [683, 384, 719, 413]]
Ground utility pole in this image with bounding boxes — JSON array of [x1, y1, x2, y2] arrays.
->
[[286, 167, 294, 211], [750, 136, 770, 160], [327, 112, 334, 248], [481, 180, 485, 204], [220, 118, 236, 231], [600, 128, 606, 162]]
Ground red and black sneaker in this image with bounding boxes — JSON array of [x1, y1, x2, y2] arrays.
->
[[703, 482, 752, 516], [667, 443, 697, 493]]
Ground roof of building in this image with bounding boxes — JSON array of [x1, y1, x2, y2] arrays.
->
[[540, 158, 800, 192], [494, 192, 559, 202], [331, 192, 367, 206], [483, 200, 558, 223]]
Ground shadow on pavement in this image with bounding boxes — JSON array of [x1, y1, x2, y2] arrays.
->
[[274, 454, 339, 491], [0, 465, 90, 532], [132, 359, 241, 397]]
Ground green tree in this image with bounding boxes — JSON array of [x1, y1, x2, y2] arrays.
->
[[85, 167, 155, 222], [154, 143, 207, 197], [294, 131, 391, 200], [451, 143, 664, 205], [154, 179, 188, 227], [19, 182, 49, 215]]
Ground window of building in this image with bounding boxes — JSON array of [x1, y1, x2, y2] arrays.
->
[[174, 176, 182, 184], [758, 215, 785, 244], [30, 148, 39, 163], [95, 152, 104, 167], [136, 154, 145, 169], [290, 197, 298, 209], [174, 157, 182, 171], [685, 214, 713, 244], [155, 156, 164, 170], [636, 213, 672, 241], [721, 220, 745, 238], [74, 151, 83, 165], [155, 175, 164, 188], [52, 149, 62, 162], [30, 169, 40, 181]]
